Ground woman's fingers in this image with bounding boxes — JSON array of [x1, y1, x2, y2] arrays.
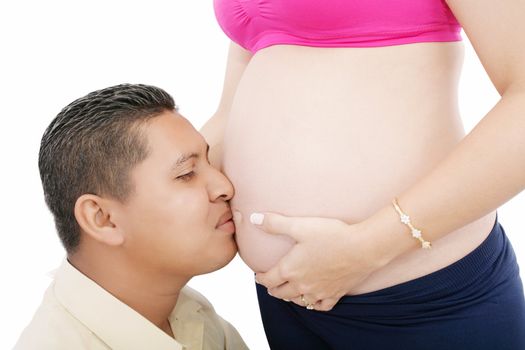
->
[[256, 265, 286, 289], [267, 283, 338, 312], [316, 298, 338, 311], [267, 281, 298, 300], [250, 212, 313, 242]]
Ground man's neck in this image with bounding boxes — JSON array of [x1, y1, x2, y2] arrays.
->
[[68, 252, 189, 339]]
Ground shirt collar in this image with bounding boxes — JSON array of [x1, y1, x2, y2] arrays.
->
[[53, 259, 198, 350]]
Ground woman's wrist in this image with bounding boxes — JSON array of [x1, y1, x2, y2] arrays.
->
[[357, 202, 421, 270]]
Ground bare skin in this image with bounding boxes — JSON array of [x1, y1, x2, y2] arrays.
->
[[219, 42, 497, 294], [199, 0, 525, 311], [71, 112, 236, 337]]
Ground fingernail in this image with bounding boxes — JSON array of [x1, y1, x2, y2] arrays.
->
[[233, 210, 242, 223], [283, 299, 290, 302], [250, 213, 264, 225], [267, 289, 273, 296]]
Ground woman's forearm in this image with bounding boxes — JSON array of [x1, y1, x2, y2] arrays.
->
[[365, 85, 525, 266]]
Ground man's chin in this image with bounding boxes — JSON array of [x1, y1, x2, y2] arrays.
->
[[215, 247, 238, 270], [196, 247, 237, 276]]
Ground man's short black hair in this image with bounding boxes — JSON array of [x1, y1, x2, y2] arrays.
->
[[38, 83, 176, 253]]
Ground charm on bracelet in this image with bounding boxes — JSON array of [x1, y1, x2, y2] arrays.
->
[[392, 198, 432, 249]]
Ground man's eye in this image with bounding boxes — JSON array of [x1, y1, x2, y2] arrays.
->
[[177, 171, 195, 181]]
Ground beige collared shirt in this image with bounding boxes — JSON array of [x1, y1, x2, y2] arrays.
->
[[15, 260, 249, 350]]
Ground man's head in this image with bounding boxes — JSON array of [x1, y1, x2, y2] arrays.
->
[[39, 84, 236, 276]]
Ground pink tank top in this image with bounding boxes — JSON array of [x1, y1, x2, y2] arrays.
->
[[214, 0, 462, 53]]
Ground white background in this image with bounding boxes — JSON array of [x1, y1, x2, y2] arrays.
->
[[1, 1, 523, 349]]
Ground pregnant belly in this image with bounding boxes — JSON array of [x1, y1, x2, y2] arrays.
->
[[223, 107, 466, 273], [221, 43, 471, 273]]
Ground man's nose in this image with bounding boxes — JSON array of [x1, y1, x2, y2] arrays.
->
[[207, 168, 234, 201]]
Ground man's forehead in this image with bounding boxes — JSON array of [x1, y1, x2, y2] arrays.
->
[[138, 113, 209, 166], [145, 112, 201, 148]]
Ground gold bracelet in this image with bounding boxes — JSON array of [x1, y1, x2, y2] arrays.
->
[[392, 198, 432, 249]]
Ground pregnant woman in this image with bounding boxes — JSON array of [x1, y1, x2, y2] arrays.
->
[[201, 1, 525, 349]]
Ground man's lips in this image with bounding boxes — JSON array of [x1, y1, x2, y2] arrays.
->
[[217, 219, 235, 234], [216, 211, 233, 228]]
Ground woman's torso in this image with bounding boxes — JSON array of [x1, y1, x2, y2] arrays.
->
[[222, 43, 498, 294], [221, 29, 497, 295]]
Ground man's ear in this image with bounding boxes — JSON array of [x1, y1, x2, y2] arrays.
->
[[74, 194, 125, 246]]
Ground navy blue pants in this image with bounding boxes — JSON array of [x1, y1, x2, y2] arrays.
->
[[257, 216, 525, 349]]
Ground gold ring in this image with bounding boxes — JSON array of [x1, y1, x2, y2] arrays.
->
[[300, 294, 315, 310], [300, 294, 307, 305]]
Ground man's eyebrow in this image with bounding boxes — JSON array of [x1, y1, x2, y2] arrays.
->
[[172, 143, 210, 170]]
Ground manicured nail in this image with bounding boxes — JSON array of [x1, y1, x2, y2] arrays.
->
[[283, 299, 290, 302], [250, 213, 264, 225], [233, 210, 242, 223]]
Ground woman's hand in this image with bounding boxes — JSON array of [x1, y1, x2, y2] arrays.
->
[[250, 212, 388, 311]]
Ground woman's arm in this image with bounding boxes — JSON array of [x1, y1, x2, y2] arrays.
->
[[199, 41, 252, 170], [253, 0, 525, 311], [367, 0, 525, 264]]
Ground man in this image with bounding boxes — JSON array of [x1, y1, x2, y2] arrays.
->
[[15, 84, 248, 350]]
